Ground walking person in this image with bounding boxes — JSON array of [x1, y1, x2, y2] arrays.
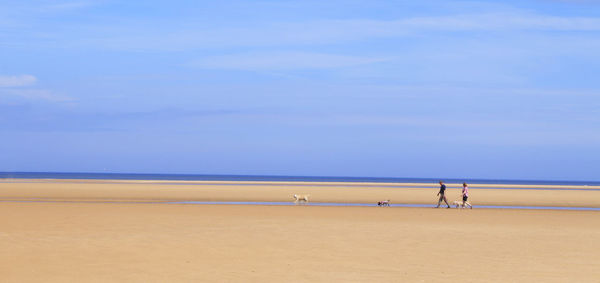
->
[[436, 180, 450, 208], [462, 182, 473, 209]]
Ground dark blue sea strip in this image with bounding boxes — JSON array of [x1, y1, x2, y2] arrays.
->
[[2, 179, 597, 191], [2, 172, 599, 186]]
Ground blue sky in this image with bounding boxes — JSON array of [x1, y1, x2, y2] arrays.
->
[[1, 0, 599, 180]]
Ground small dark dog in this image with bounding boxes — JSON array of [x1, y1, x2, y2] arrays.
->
[[377, 200, 390, 207]]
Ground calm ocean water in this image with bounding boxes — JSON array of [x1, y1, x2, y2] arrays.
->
[[1, 172, 599, 186]]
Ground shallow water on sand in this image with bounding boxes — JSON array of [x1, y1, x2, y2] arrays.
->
[[1, 199, 598, 211], [169, 201, 600, 211]]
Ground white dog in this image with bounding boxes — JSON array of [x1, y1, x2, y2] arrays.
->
[[293, 194, 310, 204], [377, 200, 390, 207], [453, 200, 473, 209]]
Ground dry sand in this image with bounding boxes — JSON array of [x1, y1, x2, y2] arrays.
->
[[1, 179, 599, 282]]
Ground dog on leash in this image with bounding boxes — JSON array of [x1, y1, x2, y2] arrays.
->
[[453, 200, 473, 209], [377, 200, 390, 207], [293, 194, 310, 204]]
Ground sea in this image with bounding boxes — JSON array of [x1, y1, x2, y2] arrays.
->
[[1, 172, 599, 186]]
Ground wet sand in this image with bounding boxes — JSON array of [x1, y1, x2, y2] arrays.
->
[[1, 179, 599, 282], [1, 179, 599, 207]]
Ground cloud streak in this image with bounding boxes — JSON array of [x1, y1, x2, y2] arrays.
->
[[0, 75, 73, 102], [4, 5, 599, 51], [399, 13, 600, 31], [189, 52, 387, 70], [67, 13, 600, 51], [0, 75, 37, 87], [0, 89, 74, 102], [0, 107, 244, 132]]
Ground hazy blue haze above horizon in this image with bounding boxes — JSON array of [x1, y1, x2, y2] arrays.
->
[[1, 0, 599, 181]]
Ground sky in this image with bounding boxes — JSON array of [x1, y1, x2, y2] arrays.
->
[[1, 0, 599, 181]]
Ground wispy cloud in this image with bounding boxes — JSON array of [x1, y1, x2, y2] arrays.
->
[[0, 75, 37, 87], [544, 0, 600, 3], [1, 89, 74, 102], [269, 112, 600, 146], [0, 75, 72, 102], [4, 3, 599, 51], [2, 0, 98, 16], [0, 107, 243, 132], [189, 52, 387, 70], [399, 13, 600, 31], [62, 13, 600, 51], [42, 1, 99, 13]]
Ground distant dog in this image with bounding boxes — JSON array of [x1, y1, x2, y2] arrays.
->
[[453, 200, 472, 209], [293, 194, 310, 204], [377, 200, 390, 207]]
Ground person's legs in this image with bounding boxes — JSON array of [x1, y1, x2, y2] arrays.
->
[[442, 195, 450, 208], [436, 195, 444, 207], [463, 196, 472, 208]]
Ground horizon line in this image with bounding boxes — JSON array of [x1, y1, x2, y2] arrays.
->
[[1, 171, 598, 184]]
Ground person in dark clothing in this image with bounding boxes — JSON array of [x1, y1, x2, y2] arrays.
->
[[436, 180, 450, 208]]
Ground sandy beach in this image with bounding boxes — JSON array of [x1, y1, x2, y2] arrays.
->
[[1, 179, 599, 207], [1, 179, 599, 282]]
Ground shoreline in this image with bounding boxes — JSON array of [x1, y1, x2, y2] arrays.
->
[[2, 198, 599, 211], [2, 172, 599, 186], [2, 178, 600, 189]]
